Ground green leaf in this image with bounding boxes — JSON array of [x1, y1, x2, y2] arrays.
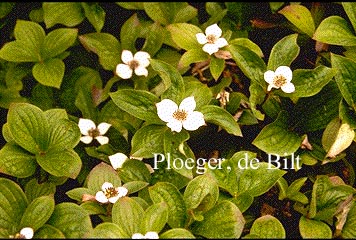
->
[[210, 57, 225, 80], [159, 228, 196, 238], [267, 33, 300, 71], [0, 178, 28, 237], [0, 41, 41, 62], [112, 197, 145, 236], [0, 2, 14, 19], [228, 193, 254, 213], [291, 81, 342, 132], [178, 48, 208, 69], [140, 202, 169, 233], [342, 202, 356, 238], [43, 2, 85, 28], [237, 162, 287, 197], [299, 216, 332, 238], [191, 200, 245, 238], [65, 187, 93, 202], [342, 2, 356, 33], [35, 224, 66, 239], [149, 182, 187, 228], [183, 80, 213, 109], [246, 215, 286, 238], [47, 119, 80, 152], [79, 33, 121, 70], [118, 159, 151, 183], [36, 149, 82, 179], [20, 195, 55, 231], [322, 118, 355, 158], [227, 44, 267, 87], [150, 58, 185, 103], [7, 103, 49, 154], [81, 3, 106, 32], [229, 38, 264, 58], [183, 174, 219, 212], [339, 99, 356, 129], [47, 202, 93, 238], [14, 20, 45, 49], [166, 23, 202, 50], [279, 4, 315, 37], [91, 222, 129, 238], [200, 105, 242, 137], [116, 2, 144, 10], [163, 129, 194, 179], [253, 111, 302, 156], [110, 89, 161, 123], [42, 28, 78, 60], [0, 143, 37, 178], [86, 162, 121, 192], [280, 65, 336, 98], [123, 181, 149, 195], [331, 53, 356, 111], [142, 22, 165, 56], [24, 178, 56, 203], [313, 16, 356, 46], [143, 3, 197, 25], [119, 13, 142, 53], [32, 58, 65, 89], [131, 125, 166, 159], [44, 108, 68, 124]]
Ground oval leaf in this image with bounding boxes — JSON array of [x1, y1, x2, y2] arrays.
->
[[43, 2, 85, 28], [246, 215, 286, 238], [32, 58, 65, 89], [42, 28, 78, 60], [299, 216, 332, 238]]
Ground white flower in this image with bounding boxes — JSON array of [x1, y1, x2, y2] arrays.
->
[[78, 118, 111, 145], [264, 66, 295, 93], [19, 227, 34, 239], [95, 182, 128, 204], [109, 152, 129, 170], [196, 23, 228, 55], [132, 232, 159, 239], [116, 50, 151, 79], [156, 96, 205, 133]]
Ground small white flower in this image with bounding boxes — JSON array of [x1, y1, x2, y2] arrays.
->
[[116, 50, 151, 79], [156, 96, 205, 133], [132, 231, 159, 239], [109, 152, 129, 170], [196, 23, 228, 55], [78, 118, 111, 145], [264, 66, 295, 93], [95, 182, 128, 204], [19, 227, 34, 239]]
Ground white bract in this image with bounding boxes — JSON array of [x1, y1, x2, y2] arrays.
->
[[196, 23, 228, 55], [78, 118, 111, 145], [132, 232, 159, 239], [19, 227, 34, 239], [95, 182, 128, 204], [156, 96, 205, 133], [109, 152, 129, 170], [116, 50, 151, 79], [264, 66, 295, 93]]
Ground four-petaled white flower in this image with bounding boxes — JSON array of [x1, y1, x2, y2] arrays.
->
[[132, 231, 159, 239], [156, 96, 205, 133], [264, 66, 295, 93], [78, 118, 111, 145], [196, 23, 228, 55], [109, 152, 129, 170], [116, 50, 151, 79], [95, 182, 128, 204]]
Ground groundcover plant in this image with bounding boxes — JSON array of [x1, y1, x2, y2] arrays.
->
[[0, 2, 356, 239]]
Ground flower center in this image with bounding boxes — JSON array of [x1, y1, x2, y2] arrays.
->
[[273, 75, 287, 87], [104, 187, 118, 199], [128, 60, 139, 70], [206, 34, 217, 44], [173, 109, 188, 121], [88, 128, 100, 138]]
